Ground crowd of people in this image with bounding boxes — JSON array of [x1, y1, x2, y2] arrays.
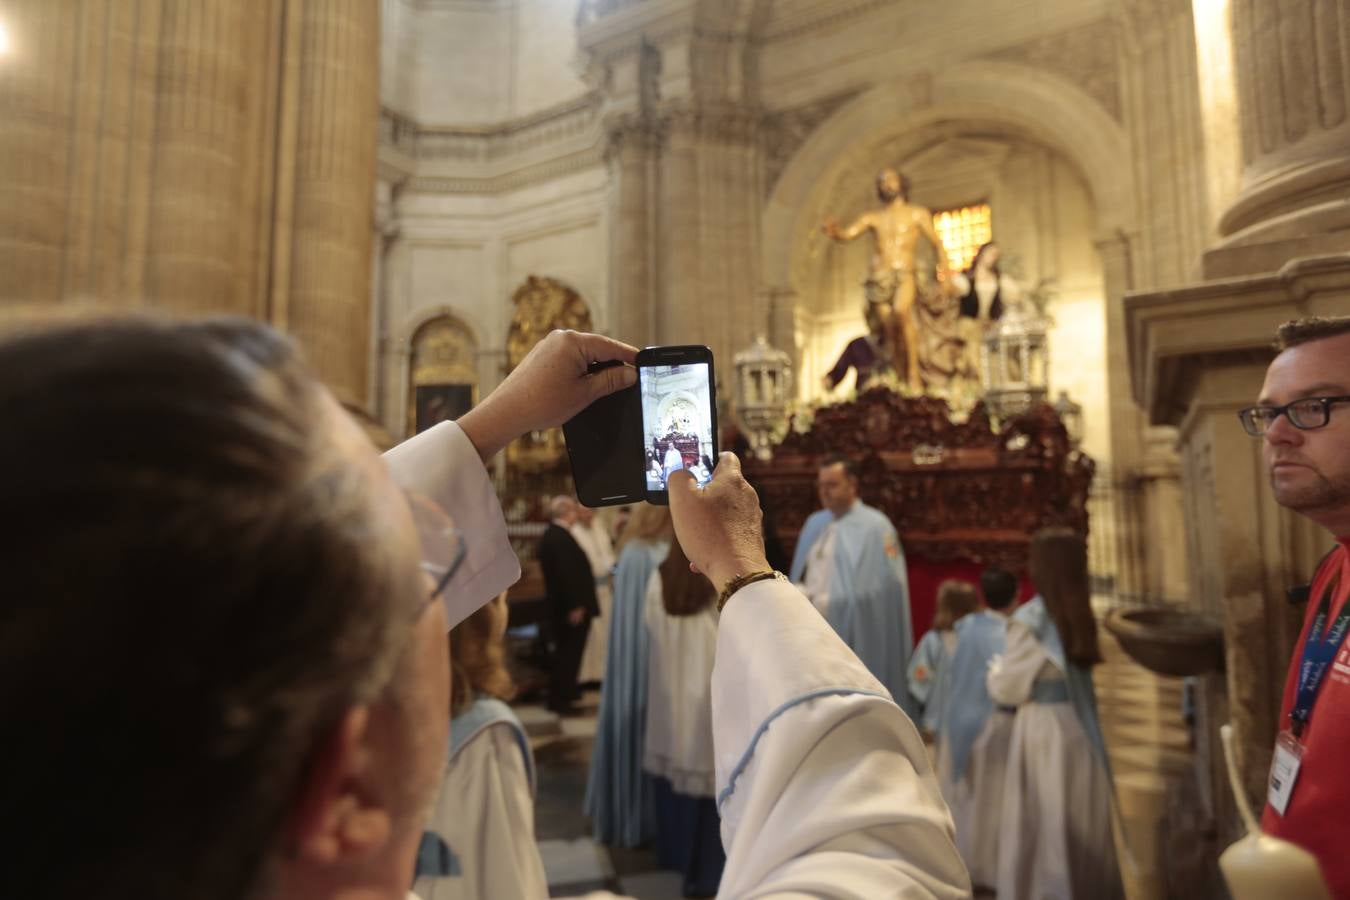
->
[[3, 311, 1349, 900]]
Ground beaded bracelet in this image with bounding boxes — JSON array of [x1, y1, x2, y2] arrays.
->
[[717, 570, 788, 612]]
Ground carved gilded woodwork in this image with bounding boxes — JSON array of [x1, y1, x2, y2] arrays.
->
[[744, 387, 1094, 572], [505, 276, 593, 473]]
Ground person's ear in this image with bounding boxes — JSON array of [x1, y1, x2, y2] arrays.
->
[[285, 705, 393, 865]]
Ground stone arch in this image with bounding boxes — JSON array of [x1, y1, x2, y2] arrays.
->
[[400, 308, 481, 436], [762, 61, 1136, 291]]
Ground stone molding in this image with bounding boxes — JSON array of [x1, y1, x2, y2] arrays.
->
[[379, 93, 607, 195], [1124, 253, 1350, 425], [758, 0, 894, 45]]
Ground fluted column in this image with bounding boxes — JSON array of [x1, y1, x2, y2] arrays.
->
[[606, 117, 660, 348], [272, 0, 379, 405], [0, 0, 379, 407], [0, 0, 263, 312], [1216, 0, 1350, 260]]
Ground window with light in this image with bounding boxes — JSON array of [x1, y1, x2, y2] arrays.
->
[[934, 203, 992, 272]]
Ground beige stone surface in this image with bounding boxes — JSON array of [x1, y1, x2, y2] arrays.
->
[[0, 0, 379, 405]]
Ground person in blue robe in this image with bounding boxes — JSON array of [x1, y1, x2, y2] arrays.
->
[[584, 505, 672, 847], [908, 579, 980, 739], [937, 566, 1019, 888], [788, 456, 915, 713]]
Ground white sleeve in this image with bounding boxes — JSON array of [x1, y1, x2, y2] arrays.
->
[[382, 422, 520, 628], [712, 580, 971, 898], [986, 621, 1048, 707]]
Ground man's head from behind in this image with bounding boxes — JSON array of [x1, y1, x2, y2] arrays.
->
[[980, 566, 1019, 612], [1253, 316, 1350, 537], [550, 494, 579, 525], [817, 455, 860, 517], [0, 316, 446, 900]]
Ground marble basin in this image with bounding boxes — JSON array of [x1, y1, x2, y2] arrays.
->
[[1104, 607, 1225, 677]]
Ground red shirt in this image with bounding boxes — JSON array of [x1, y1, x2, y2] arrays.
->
[[1263, 538, 1350, 895]]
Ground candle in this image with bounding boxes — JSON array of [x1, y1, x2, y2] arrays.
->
[[1218, 725, 1330, 900]]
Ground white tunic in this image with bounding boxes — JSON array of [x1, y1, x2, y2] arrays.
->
[[987, 621, 1120, 900], [411, 723, 548, 900], [387, 422, 970, 898], [642, 572, 719, 797], [937, 708, 1014, 889], [573, 520, 617, 684]]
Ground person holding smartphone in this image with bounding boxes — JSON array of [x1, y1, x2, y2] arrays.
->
[[3, 319, 968, 900]]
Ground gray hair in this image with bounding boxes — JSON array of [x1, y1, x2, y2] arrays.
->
[[0, 315, 413, 900]]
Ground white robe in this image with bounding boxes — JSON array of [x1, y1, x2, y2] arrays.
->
[[642, 573, 718, 797], [386, 422, 969, 898], [987, 621, 1120, 900], [937, 709, 1013, 889], [573, 520, 617, 684], [411, 722, 548, 900]]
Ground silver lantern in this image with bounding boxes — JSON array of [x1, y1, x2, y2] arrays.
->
[[734, 335, 793, 459], [982, 301, 1051, 421]]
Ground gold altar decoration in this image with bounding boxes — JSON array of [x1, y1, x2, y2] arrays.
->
[[505, 276, 592, 473], [734, 335, 794, 459], [407, 315, 479, 437]]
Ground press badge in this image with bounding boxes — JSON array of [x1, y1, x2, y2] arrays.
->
[[1267, 731, 1305, 816]]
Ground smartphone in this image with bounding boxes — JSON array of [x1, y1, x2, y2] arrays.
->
[[562, 371, 645, 508], [636, 345, 718, 505]]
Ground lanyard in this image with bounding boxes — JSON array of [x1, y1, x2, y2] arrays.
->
[[1291, 571, 1347, 738]]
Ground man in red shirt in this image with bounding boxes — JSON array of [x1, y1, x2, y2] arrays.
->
[[1247, 315, 1350, 893]]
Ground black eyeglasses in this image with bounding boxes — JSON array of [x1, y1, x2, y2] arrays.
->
[[1238, 396, 1350, 436]]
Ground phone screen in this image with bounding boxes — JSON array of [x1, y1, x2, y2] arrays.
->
[[639, 360, 716, 492]]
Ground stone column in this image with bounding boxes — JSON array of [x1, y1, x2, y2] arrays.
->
[[0, 0, 379, 406], [271, 0, 379, 406], [1096, 231, 1149, 602], [0, 0, 266, 313], [606, 117, 660, 348], [653, 106, 762, 369], [1208, 0, 1350, 274], [1117, 0, 1211, 287]]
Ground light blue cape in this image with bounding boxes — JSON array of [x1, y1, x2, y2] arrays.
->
[[416, 696, 534, 879], [941, 610, 1007, 779], [583, 539, 668, 846], [790, 502, 915, 713], [908, 629, 953, 734]]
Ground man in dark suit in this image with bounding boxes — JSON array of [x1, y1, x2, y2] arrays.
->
[[536, 495, 599, 715]]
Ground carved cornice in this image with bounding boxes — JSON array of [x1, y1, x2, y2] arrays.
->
[[379, 94, 606, 195], [380, 93, 602, 162], [407, 146, 607, 195], [661, 103, 762, 145], [758, 0, 895, 44]]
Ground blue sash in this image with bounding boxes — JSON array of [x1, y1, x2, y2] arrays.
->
[[1013, 597, 1111, 778]]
